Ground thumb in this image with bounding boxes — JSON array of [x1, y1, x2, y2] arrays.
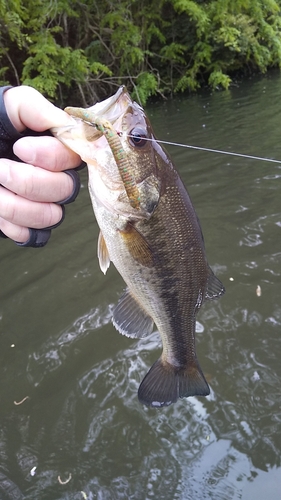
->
[[4, 86, 74, 133]]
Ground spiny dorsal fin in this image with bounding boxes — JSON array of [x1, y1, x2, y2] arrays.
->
[[112, 288, 154, 339], [138, 357, 210, 408], [205, 269, 225, 300], [98, 231, 111, 275]]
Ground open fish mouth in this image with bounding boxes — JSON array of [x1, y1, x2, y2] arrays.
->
[[86, 86, 131, 125], [51, 86, 131, 141]]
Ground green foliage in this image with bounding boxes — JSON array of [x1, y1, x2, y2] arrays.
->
[[208, 70, 232, 89], [1, 0, 281, 105], [170, 0, 281, 93], [22, 29, 89, 98], [131, 72, 158, 104]]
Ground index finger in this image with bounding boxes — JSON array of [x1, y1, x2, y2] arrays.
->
[[13, 135, 81, 171]]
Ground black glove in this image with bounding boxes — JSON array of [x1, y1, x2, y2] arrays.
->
[[0, 164, 85, 248]]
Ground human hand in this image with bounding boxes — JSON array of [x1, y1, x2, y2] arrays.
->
[[0, 86, 82, 245]]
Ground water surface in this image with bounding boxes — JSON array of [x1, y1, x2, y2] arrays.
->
[[0, 72, 281, 499]]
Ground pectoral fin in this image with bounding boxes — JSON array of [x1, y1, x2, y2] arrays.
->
[[112, 288, 154, 338], [119, 223, 154, 267], [98, 231, 111, 274], [205, 269, 225, 300]]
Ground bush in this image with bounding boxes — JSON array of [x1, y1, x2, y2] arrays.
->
[[1, 0, 281, 105]]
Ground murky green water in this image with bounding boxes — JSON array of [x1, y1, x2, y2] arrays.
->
[[1, 71, 281, 499]]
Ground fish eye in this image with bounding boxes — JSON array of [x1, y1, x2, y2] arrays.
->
[[129, 127, 147, 148]]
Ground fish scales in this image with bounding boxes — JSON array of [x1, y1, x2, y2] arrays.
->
[[52, 86, 225, 407]]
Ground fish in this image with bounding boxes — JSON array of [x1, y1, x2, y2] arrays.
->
[[52, 86, 225, 407]]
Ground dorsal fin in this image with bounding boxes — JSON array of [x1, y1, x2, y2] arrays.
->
[[205, 269, 225, 300], [112, 288, 154, 338]]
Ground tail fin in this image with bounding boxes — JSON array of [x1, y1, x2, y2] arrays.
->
[[138, 358, 210, 408]]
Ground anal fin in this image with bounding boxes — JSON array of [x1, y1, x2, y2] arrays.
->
[[112, 288, 154, 338]]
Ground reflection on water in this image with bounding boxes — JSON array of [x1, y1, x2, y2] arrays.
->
[[1, 72, 281, 499]]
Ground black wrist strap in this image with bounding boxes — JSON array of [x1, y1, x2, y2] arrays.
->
[[57, 167, 82, 205], [15, 228, 52, 248]]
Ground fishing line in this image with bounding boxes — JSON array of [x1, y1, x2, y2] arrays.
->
[[123, 133, 281, 164]]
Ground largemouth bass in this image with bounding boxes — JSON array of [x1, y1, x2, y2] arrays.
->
[[52, 87, 225, 407]]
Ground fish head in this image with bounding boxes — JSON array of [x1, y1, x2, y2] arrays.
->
[[52, 87, 172, 217], [52, 86, 131, 167]]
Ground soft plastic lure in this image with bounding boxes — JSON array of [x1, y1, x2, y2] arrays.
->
[[64, 107, 141, 209]]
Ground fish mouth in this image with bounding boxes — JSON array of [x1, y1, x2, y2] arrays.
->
[[89, 86, 132, 125], [51, 86, 132, 143]]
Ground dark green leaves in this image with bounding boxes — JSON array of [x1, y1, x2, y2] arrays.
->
[[1, 0, 281, 105]]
